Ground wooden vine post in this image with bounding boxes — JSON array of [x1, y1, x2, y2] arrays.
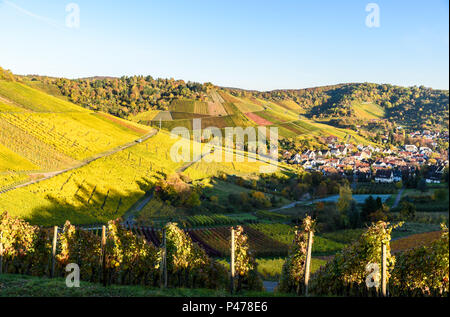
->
[[0, 232, 3, 274], [50, 226, 58, 278], [101, 225, 107, 287], [304, 229, 313, 296], [230, 227, 235, 294], [381, 242, 387, 297], [161, 228, 167, 289]]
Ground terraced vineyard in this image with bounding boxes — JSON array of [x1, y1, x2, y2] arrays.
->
[[188, 226, 290, 257], [0, 130, 189, 225], [0, 80, 151, 190]]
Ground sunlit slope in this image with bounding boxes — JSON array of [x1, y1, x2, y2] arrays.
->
[[0, 130, 187, 226], [352, 102, 385, 120], [127, 88, 374, 145], [0, 80, 86, 112], [0, 80, 151, 189]]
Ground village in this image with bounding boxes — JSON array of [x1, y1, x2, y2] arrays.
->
[[281, 130, 449, 184]]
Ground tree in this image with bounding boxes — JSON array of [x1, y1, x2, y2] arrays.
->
[[337, 186, 353, 213], [361, 195, 382, 223], [400, 201, 416, 220], [417, 178, 428, 192], [434, 188, 448, 201], [347, 200, 362, 229]]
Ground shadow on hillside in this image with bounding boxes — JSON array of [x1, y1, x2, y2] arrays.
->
[[22, 167, 313, 228], [25, 177, 155, 227]]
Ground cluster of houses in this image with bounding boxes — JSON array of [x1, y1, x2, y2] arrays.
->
[[281, 134, 448, 184]]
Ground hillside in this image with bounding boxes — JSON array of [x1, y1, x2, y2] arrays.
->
[[0, 72, 152, 193], [14, 72, 448, 152], [19, 70, 448, 130], [1, 68, 296, 226]]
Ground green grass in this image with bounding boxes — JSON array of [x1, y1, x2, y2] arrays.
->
[[0, 274, 279, 297], [391, 222, 442, 239], [249, 223, 346, 255], [256, 257, 327, 281], [319, 228, 365, 244], [217, 257, 327, 282]]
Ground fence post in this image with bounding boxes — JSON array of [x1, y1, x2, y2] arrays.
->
[[160, 228, 167, 289], [381, 242, 387, 297], [101, 225, 107, 287], [230, 227, 235, 294], [51, 226, 58, 278], [304, 230, 313, 296]]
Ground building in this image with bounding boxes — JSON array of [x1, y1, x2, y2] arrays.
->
[[375, 169, 394, 183]]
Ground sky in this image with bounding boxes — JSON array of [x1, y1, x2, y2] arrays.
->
[[0, 0, 448, 91]]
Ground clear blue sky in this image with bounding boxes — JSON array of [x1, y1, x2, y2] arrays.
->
[[0, 0, 448, 90]]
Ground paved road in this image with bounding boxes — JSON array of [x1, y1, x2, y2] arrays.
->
[[0, 129, 159, 195], [123, 191, 154, 225]]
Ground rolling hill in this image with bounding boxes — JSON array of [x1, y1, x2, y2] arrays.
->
[[0, 77, 152, 192], [0, 66, 448, 227], [0, 70, 287, 225]]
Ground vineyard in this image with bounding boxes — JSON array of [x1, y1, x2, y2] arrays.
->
[[0, 80, 152, 191], [353, 183, 398, 195], [188, 226, 289, 257], [0, 212, 448, 296], [0, 131, 190, 225]]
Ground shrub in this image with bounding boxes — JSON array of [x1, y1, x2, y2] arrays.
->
[[390, 224, 449, 296], [278, 216, 315, 295], [232, 225, 264, 292], [309, 221, 398, 296]]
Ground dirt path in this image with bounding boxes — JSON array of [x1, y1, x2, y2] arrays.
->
[[391, 188, 404, 208], [0, 129, 159, 195], [176, 150, 211, 173]]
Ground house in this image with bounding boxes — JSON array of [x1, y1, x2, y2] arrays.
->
[[330, 148, 341, 156], [361, 150, 371, 159], [393, 170, 402, 182], [405, 145, 418, 153], [373, 161, 387, 168], [325, 136, 338, 144], [425, 174, 441, 184], [425, 165, 444, 184], [375, 169, 394, 183], [355, 168, 371, 182], [291, 153, 302, 164]]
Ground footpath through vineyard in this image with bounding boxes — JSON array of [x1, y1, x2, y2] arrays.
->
[[0, 129, 158, 195]]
